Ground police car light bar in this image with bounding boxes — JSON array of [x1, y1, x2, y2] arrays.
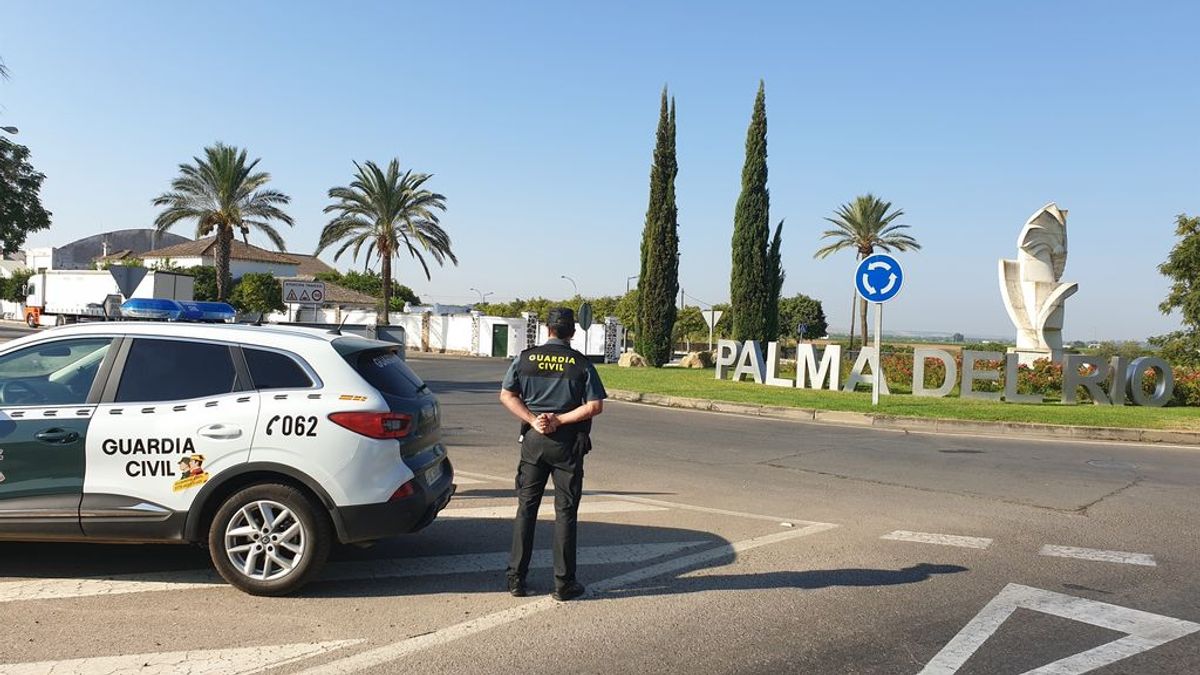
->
[[177, 301, 237, 322], [120, 299, 236, 323]]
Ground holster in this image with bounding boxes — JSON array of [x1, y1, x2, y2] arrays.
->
[[573, 432, 592, 458]]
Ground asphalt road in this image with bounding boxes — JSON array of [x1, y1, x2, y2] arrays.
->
[[1, 352, 1198, 674]]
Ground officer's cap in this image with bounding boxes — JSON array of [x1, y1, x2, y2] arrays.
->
[[547, 307, 575, 329]]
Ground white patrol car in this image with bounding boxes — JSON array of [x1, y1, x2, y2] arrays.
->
[[0, 320, 454, 595]]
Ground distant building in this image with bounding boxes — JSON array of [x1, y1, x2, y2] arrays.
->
[[141, 237, 300, 278], [26, 229, 190, 271]]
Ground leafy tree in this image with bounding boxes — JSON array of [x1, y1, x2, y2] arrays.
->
[[1150, 331, 1200, 367], [152, 143, 293, 301], [1152, 213, 1200, 366], [0, 268, 31, 303], [672, 305, 709, 349], [314, 270, 422, 309], [614, 290, 639, 330], [0, 139, 52, 254], [952, 333, 966, 343], [229, 272, 284, 314], [180, 265, 218, 301], [778, 294, 827, 340], [814, 193, 920, 347], [730, 81, 771, 342], [636, 88, 679, 366], [765, 219, 785, 341], [319, 160, 455, 325]]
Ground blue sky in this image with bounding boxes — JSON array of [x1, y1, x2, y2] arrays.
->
[[1, 1, 1197, 340]]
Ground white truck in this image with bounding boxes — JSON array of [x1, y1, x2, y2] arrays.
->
[[23, 268, 195, 327]]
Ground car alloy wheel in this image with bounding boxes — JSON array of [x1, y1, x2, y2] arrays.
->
[[224, 499, 307, 581]]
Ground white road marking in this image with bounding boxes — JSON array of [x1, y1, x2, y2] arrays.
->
[[438, 499, 668, 519], [453, 476, 486, 485], [1039, 545, 1157, 567], [295, 521, 839, 675], [449, 469, 812, 524], [0, 640, 362, 675], [880, 530, 993, 549], [0, 542, 708, 603], [454, 470, 506, 483], [920, 583, 1200, 674]]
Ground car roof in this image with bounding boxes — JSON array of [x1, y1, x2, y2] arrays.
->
[[15, 321, 381, 353]]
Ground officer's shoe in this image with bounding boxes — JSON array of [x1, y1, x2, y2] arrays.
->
[[552, 581, 586, 602], [507, 577, 529, 597]]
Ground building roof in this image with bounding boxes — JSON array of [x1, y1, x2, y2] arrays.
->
[[279, 277, 378, 307], [94, 249, 137, 264], [141, 237, 299, 265], [285, 253, 336, 277]]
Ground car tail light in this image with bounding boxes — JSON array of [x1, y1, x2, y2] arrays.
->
[[328, 411, 413, 439], [390, 481, 415, 501]]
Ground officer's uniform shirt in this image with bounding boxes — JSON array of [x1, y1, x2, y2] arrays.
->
[[501, 338, 607, 419]]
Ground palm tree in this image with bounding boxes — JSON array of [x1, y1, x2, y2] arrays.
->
[[152, 143, 293, 301], [814, 194, 920, 348], [317, 159, 456, 325]]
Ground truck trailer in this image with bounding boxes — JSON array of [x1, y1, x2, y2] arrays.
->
[[23, 268, 195, 327]]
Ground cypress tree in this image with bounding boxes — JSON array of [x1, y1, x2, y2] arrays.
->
[[636, 88, 679, 366], [730, 81, 770, 342], [765, 219, 785, 341]]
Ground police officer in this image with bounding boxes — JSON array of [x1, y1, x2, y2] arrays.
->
[[500, 307, 606, 601]]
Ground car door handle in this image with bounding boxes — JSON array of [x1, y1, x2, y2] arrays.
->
[[198, 424, 242, 440], [35, 428, 80, 445]]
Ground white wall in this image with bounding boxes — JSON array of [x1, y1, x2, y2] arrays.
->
[[230, 259, 299, 279], [0, 300, 22, 321], [146, 256, 205, 269], [480, 317, 524, 357], [144, 257, 299, 279], [537, 323, 608, 356], [256, 310, 619, 360]]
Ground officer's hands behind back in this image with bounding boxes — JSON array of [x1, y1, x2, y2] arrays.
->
[[533, 413, 560, 435]]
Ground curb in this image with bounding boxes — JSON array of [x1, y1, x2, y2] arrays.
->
[[607, 389, 1200, 447]]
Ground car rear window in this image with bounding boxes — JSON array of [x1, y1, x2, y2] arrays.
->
[[244, 348, 313, 390], [350, 349, 427, 397]]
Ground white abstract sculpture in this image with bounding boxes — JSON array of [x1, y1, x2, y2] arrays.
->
[[998, 203, 1077, 365]]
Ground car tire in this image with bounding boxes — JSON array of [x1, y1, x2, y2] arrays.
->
[[25, 314, 36, 329], [208, 483, 332, 596]]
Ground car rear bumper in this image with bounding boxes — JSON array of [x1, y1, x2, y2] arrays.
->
[[333, 457, 456, 543]]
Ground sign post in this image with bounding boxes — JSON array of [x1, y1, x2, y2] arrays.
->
[[282, 280, 326, 323], [578, 302, 594, 356], [702, 309, 724, 352], [854, 254, 904, 406]]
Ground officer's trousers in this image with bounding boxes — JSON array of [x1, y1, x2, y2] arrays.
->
[[506, 431, 584, 588]]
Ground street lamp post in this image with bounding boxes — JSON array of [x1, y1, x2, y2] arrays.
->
[[468, 287, 493, 304], [560, 275, 579, 297], [623, 275, 640, 353]]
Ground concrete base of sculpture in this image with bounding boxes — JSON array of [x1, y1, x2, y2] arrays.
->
[[1008, 347, 1057, 367]]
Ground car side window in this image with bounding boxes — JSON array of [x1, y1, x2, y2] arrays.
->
[[115, 339, 239, 402], [0, 338, 113, 407], [244, 348, 313, 390]]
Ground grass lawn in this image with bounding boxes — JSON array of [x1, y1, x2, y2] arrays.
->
[[595, 365, 1200, 431]]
